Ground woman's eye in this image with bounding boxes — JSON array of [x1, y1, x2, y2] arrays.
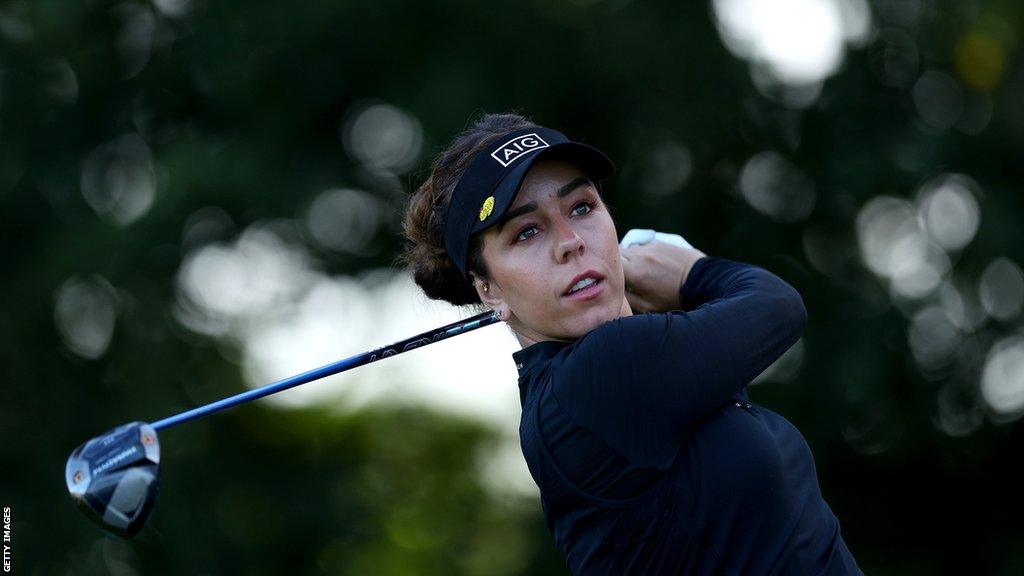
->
[[515, 226, 537, 243], [573, 201, 594, 216], [514, 202, 595, 243]]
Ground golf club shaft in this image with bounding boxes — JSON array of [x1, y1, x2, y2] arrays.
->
[[151, 310, 501, 431]]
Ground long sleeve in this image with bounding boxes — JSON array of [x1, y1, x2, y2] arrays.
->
[[551, 256, 808, 468]]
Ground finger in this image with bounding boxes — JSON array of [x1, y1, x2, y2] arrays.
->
[[625, 291, 655, 313], [621, 242, 645, 255], [620, 249, 639, 277], [624, 291, 640, 311]]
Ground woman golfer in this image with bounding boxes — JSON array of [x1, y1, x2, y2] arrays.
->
[[399, 112, 863, 575]]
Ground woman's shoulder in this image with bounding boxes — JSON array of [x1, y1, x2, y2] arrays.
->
[[568, 312, 686, 361], [525, 313, 683, 395], [519, 312, 690, 414]]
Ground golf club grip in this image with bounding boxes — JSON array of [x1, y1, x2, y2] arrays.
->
[[150, 309, 502, 431]]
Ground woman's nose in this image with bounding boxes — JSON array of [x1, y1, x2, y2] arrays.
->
[[554, 218, 585, 260]]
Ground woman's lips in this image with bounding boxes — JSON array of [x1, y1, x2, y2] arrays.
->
[[563, 278, 604, 301]]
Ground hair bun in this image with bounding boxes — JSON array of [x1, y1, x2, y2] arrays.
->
[[411, 245, 480, 306], [397, 111, 537, 310]]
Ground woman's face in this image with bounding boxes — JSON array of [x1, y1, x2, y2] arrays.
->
[[473, 157, 632, 345]]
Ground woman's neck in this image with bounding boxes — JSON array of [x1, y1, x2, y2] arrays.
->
[[513, 296, 633, 349]]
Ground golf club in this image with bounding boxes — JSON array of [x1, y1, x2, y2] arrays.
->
[[66, 309, 501, 538]]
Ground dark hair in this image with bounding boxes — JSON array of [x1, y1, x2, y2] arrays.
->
[[396, 111, 539, 310]]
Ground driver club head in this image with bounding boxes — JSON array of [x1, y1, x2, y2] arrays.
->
[[66, 421, 161, 539]]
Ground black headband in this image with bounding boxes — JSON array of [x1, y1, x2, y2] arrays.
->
[[443, 126, 615, 283]]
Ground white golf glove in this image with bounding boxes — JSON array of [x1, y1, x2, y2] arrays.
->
[[619, 228, 694, 250]]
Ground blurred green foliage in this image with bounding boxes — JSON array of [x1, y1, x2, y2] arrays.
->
[[2, 0, 1024, 574]]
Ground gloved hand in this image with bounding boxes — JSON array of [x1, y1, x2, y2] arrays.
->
[[619, 228, 706, 313], [619, 228, 694, 250]]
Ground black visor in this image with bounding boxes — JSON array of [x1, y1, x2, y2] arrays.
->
[[443, 126, 615, 282]]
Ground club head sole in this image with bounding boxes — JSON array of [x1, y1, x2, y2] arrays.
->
[[66, 421, 161, 539]]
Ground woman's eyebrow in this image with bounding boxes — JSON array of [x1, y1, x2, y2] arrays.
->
[[496, 177, 592, 233]]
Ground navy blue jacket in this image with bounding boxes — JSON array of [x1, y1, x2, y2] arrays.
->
[[512, 256, 863, 575]]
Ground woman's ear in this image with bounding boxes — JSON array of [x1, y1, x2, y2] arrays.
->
[[468, 234, 510, 321], [470, 272, 505, 314]]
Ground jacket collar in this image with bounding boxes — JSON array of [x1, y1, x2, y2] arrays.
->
[[512, 339, 573, 379]]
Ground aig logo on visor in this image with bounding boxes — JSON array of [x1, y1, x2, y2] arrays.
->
[[491, 133, 550, 167]]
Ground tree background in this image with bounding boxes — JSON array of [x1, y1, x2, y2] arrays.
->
[[2, 0, 1023, 574]]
